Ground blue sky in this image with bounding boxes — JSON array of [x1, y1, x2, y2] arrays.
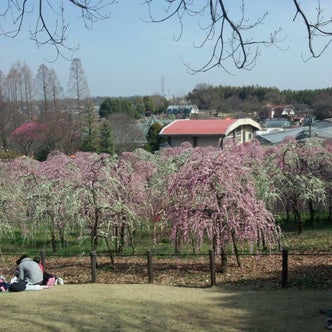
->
[[1, 1, 332, 98]]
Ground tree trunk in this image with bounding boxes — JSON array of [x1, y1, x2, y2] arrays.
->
[[292, 205, 303, 234], [114, 226, 118, 252], [51, 233, 57, 253], [231, 232, 241, 268], [175, 232, 182, 254], [220, 246, 228, 273], [260, 228, 267, 251], [117, 223, 125, 254], [104, 236, 115, 266], [286, 204, 291, 223], [308, 199, 315, 225], [91, 223, 98, 251], [129, 228, 136, 255], [59, 226, 66, 248]]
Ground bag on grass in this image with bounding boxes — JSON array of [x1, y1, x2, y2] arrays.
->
[[9, 280, 27, 292], [43, 272, 56, 286], [0, 276, 10, 291]]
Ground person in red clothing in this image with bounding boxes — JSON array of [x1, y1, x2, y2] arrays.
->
[[33, 256, 56, 286], [33, 256, 45, 273]]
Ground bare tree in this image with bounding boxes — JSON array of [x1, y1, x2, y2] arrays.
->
[[4, 64, 21, 128], [10, 62, 33, 120], [108, 113, 145, 154], [34, 64, 51, 114], [0, 70, 12, 148], [67, 58, 89, 109], [21, 63, 34, 121], [48, 68, 64, 111]]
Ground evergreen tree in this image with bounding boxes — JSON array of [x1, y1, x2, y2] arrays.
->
[[100, 120, 114, 154], [80, 105, 100, 152], [146, 122, 164, 152]]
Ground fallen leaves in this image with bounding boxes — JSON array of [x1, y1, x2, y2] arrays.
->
[[42, 252, 332, 290]]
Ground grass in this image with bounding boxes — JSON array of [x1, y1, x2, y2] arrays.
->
[[1, 220, 332, 331], [1, 284, 331, 331], [2, 218, 332, 258]]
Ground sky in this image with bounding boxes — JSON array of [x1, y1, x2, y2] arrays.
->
[[1, 1, 332, 98]]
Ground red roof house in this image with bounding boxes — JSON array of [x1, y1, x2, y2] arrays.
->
[[159, 118, 261, 148]]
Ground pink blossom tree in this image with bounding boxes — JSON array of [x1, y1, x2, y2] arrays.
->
[[10, 121, 48, 156], [69, 152, 118, 258], [112, 149, 156, 254], [322, 141, 332, 221], [33, 151, 81, 252], [161, 144, 281, 271]]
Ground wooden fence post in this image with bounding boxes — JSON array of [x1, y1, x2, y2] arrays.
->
[[147, 250, 153, 284], [282, 249, 288, 288], [40, 250, 46, 269], [90, 250, 97, 283], [209, 249, 216, 286]]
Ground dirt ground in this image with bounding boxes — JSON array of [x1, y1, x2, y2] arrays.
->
[[1, 284, 332, 331], [41, 253, 332, 290]]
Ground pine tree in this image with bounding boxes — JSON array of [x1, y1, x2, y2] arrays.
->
[[99, 120, 114, 154]]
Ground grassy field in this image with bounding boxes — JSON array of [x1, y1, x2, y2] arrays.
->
[[1, 222, 332, 331], [1, 284, 332, 331], [3, 221, 332, 257]]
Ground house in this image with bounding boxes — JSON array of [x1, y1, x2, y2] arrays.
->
[[263, 118, 292, 129], [256, 127, 308, 145], [260, 103, 295, 119], [166, 105, 199, 118], [256, 119, 332, 145], [159, 118, 261, 148]]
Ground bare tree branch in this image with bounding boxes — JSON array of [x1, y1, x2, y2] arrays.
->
[[293, 0, 332, 61], [144, 0, 332, 73], [0, 1, 114, 60], [1, 1, 332, 71]]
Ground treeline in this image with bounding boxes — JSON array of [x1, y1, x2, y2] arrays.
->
[[187, 84, 332, 119], [98, 95, 169, 119]]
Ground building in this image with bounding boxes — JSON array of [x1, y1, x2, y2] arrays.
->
[[159, 118, 261, 148], [256, 119, 332, 145], [260, 103, 295, 119], [166, 105, 199, 118]]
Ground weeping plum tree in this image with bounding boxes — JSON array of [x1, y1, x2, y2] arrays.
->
[[0, 156, 40, 241], [146, 143, 198, 252], [69, 152, 117, 257], [34, 151, 82, 252], [264, 138, 329, 234], [162, 145, 281, 272], [322, 141, 332, 221], [232, 140, 279, 209], [111, 149, 156, 254], [68, 150, 154, 264]]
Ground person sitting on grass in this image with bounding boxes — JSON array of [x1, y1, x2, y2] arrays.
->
[[33, 256, 56, 286], [16, 255, 43, 285]]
